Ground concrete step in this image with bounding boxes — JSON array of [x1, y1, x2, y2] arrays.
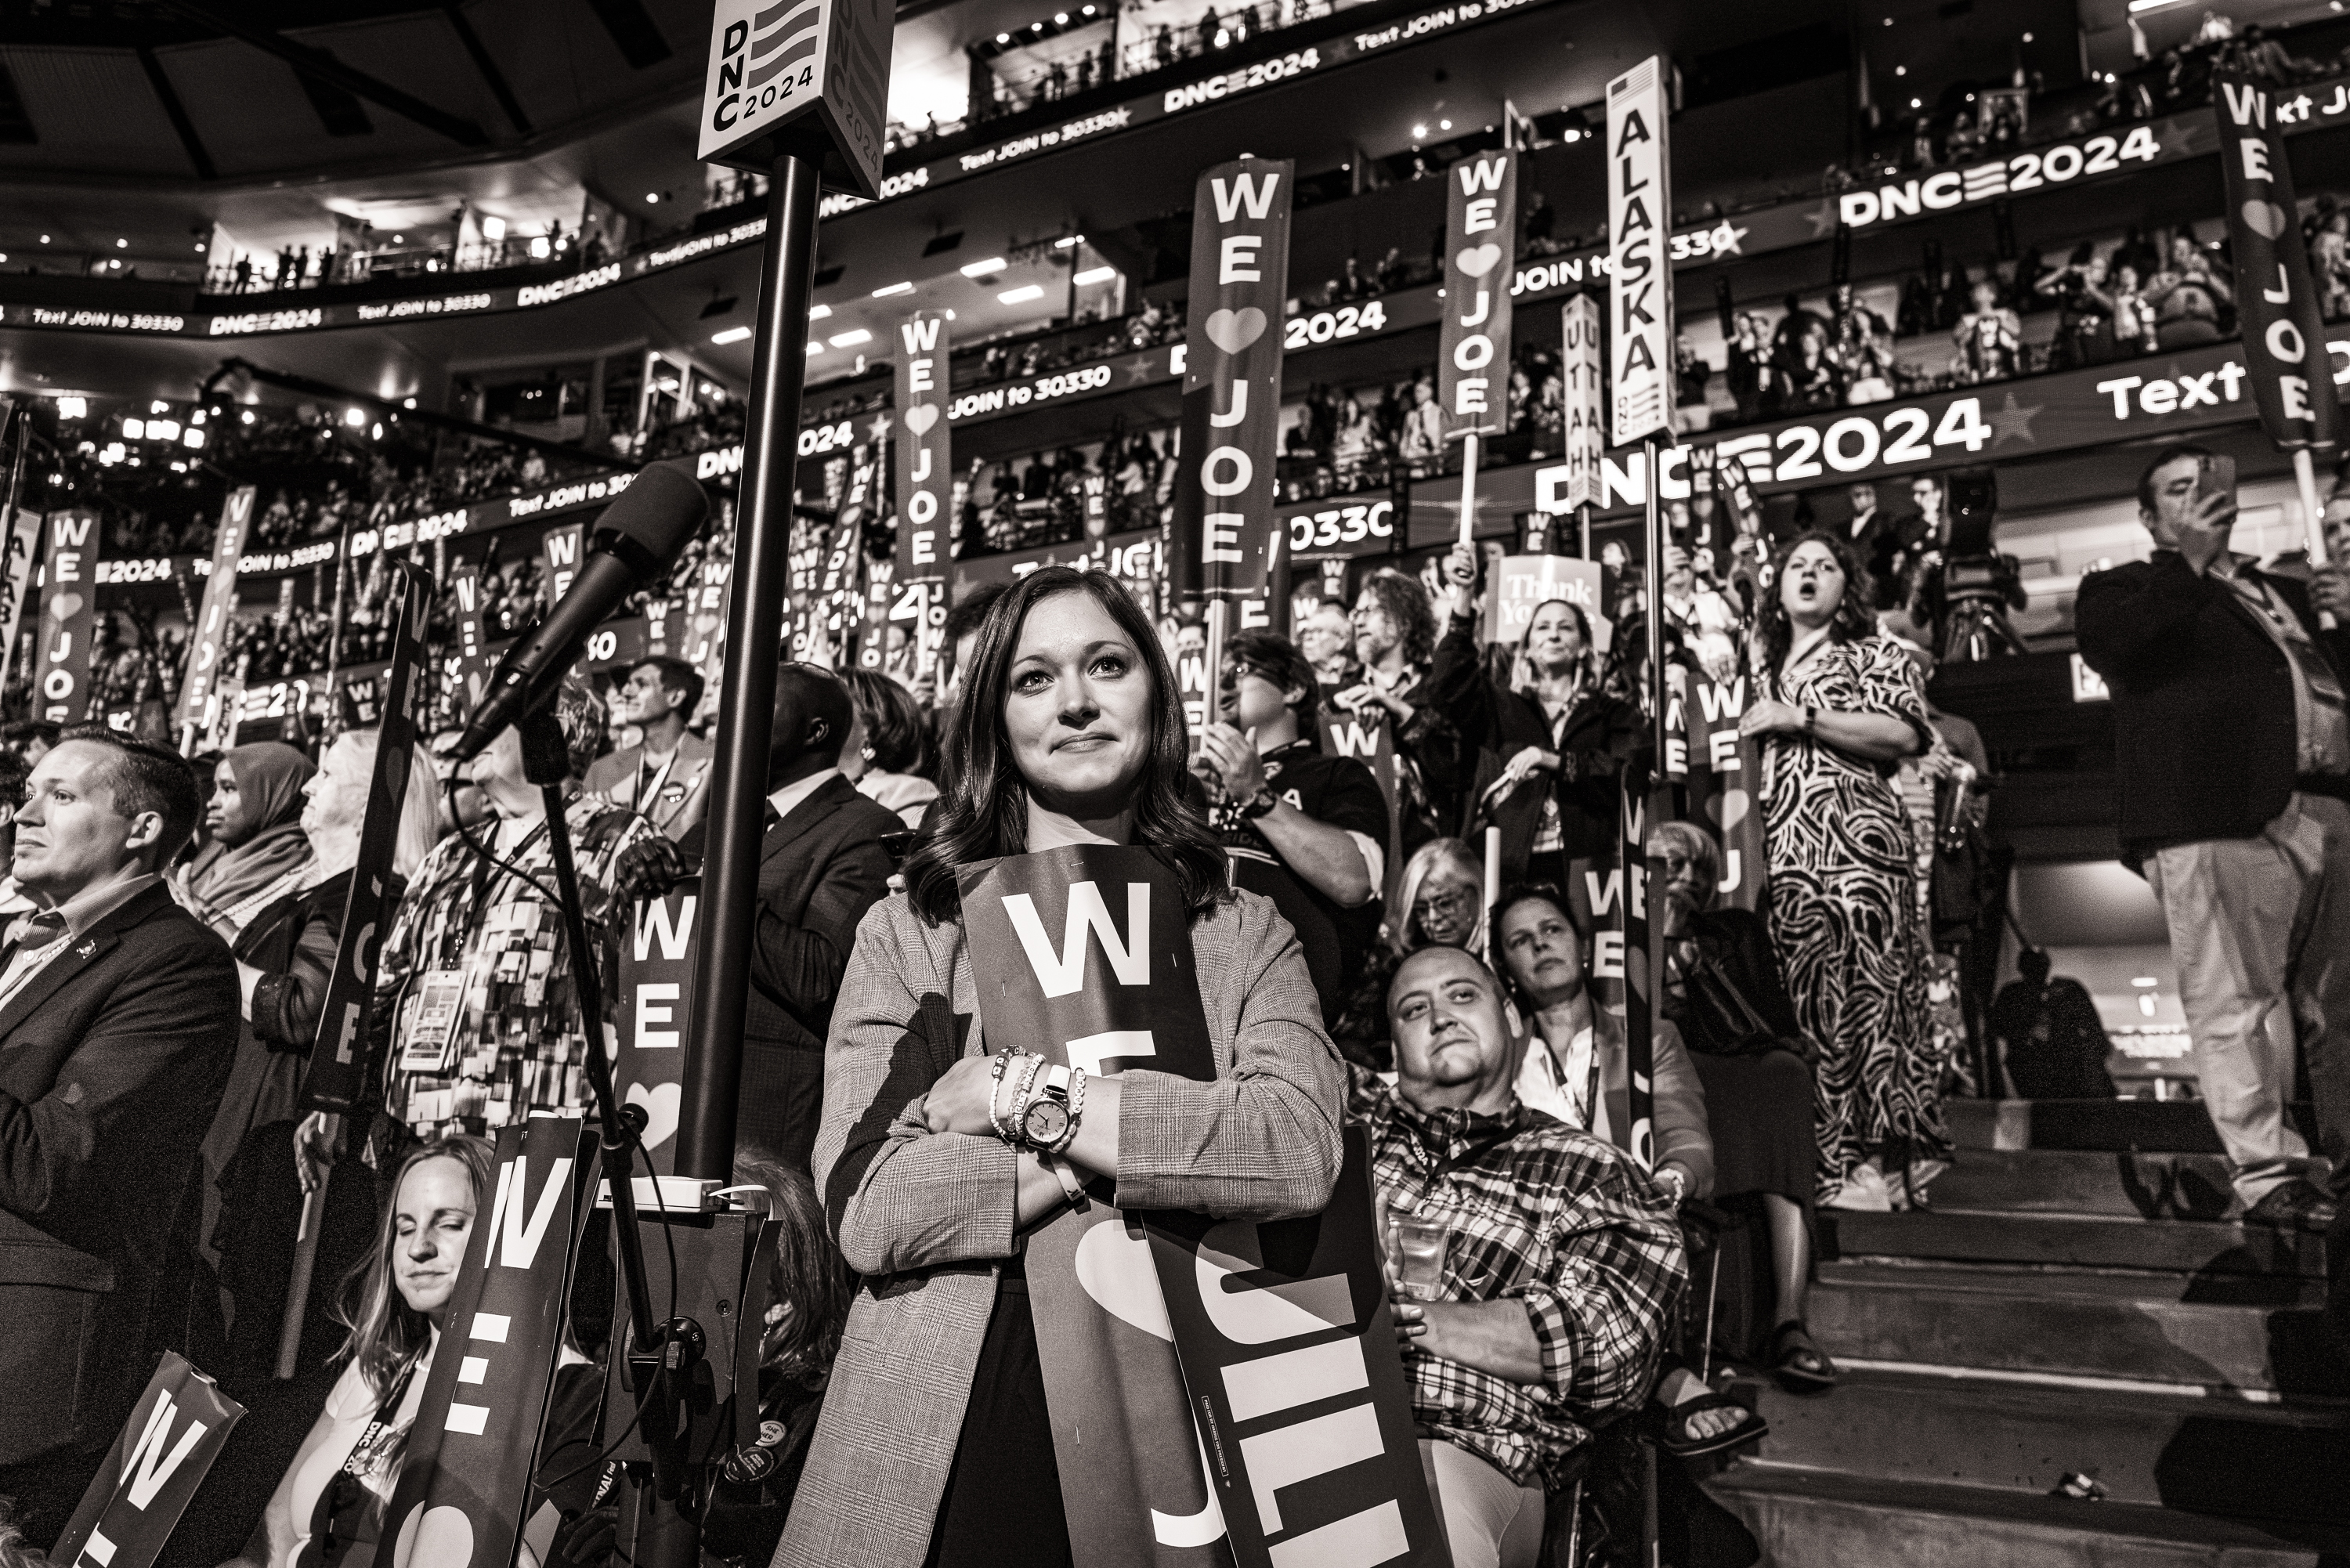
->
[[1826, 1206, 2327, 1278], [1930, 1148, 2242, 1220], [1733, 1367, 2350, 1524], [1703, 1465, 2350, 1568], [1945, 1097, 2320, 1154], [1806, 1261, 2350, 1396]]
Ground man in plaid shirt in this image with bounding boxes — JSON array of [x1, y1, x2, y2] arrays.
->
[[1350, 944, 1684, 1568]]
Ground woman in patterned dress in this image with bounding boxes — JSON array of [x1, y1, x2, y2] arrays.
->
[[1739, 532, 1947, 1210]]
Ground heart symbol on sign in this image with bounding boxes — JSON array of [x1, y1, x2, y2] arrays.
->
[[1203, 307, 1267, 356], [624, 1080, 682, 1151], [2242, 200, 2291, 240], [903, 403, 940, 436], [49, 592, 83, 622], [1072, 1213, 1173, 1340], [1456, 244, 1502, 279]]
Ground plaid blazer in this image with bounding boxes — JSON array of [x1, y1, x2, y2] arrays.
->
[[779, 886, 1346, 1568]]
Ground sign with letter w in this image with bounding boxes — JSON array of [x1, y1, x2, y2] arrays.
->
[[54, 1354, 246, 1568]]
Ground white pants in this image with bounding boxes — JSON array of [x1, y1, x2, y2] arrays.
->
[[2144, 793, 2350, 1207], [1418, 1438, 1545, 1568]]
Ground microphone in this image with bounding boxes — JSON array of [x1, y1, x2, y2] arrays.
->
[[453, 458, 710, 762]]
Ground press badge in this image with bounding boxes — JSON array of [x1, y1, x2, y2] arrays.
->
[[398, 970, 468, 1074]]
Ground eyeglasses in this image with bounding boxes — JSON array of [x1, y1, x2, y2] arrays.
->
[[1217, 662, 1279, 692], [1415, 887, 1477, 919]]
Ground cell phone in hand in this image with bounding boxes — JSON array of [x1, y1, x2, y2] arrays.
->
[[2195, 453, 2236, 507]]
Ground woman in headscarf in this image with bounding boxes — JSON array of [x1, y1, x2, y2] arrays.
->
[[193, 730, 441, 1378], [179, 742, 316, 941]]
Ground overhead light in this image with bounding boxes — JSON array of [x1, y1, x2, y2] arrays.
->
[[997, 31, 1010, 41], [999, 284, 1046, 305], [345, 407, 366, 427], [809, 303, 833, 319], [123, 418, 146, 439], [960, 256, 1008, 277], [1055, 11, 1068, 21], [152, 399, 169, 414], [645, 191, 662, 204], [193, 243, 205, 252], [241, 410, 255, 425], [1054, 234, 1083, 248], [2021, 31, 2034, 41], [829, 328, 873, 347], [529, 237, 550, 258], [1412, 123, 1427, 138], [710, 326, 754, 345], [393, 233, 405, 244], [807, 341, 824, 356], [38, 234, 49, 243], [150, 418, 180, 441], [1910, 97, 1921, 107], [872, 280, 914, 297], [108, 259, 121, 269], [2127, 0, 2184, 9], [1440, 118, 1452, 130], [483, 216, 507, 241], [54, 396, 87, 419], [1894, 65, 1906, 75], [1074, 264, 1116, 285], [1561, 128, 1582, 143], [116, 237, 128, 248], [403, 397, 417, 409], [2132, 977, 2158, 987]]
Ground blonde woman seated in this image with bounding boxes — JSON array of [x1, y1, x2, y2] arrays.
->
[[1329, 835, 1486, 1068]]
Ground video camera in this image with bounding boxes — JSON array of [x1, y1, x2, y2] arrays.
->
[[1925, 466, 2028, 662]]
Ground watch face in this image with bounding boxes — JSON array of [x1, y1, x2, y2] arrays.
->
[[1024, 1099, 1072, 1143]]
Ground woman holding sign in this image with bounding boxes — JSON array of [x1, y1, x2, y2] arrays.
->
[[790, 567, 1345, 1568], [1740, 533, 1946, 1214]]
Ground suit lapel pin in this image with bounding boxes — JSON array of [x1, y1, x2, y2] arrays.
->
[[76, 941, 95, 957]]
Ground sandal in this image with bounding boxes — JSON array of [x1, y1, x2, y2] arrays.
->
[[1660, 1391, 1770, 1458], [1769, 1318, 1838, 1393]]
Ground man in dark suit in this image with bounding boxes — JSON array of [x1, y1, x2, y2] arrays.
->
[[619, 663, 900, 1171], [0, 735, 237, 1541], [2077, 445, 2350, 1233]]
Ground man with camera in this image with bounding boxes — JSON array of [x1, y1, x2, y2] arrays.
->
[[2077, 445, 2350, 1232]]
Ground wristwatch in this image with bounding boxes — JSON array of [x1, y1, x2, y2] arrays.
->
[[1045, 1152, 1090, 1212], [1022, 1064, 1079, 1150], [1241, 784, 1280, 818]]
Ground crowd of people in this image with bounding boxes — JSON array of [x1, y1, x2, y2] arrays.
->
[[0, 432, 2343, 1568]]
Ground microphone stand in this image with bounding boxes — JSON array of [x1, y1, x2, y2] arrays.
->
[[512, 708, 694, 1499]]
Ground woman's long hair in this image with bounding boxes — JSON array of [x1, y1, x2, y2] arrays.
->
[[331, 1133, 495, 1397], [737, 1151, 852, 1389], [902, 567, 1227, 925], [1386, 836, 1485, 959], [1755, 529, 1877, 674]]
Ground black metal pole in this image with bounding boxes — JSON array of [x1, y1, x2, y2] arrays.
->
[[674, 153, 823, 1182]]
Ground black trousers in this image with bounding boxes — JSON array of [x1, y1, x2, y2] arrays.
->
[[924, 1277, 1072, 1568]]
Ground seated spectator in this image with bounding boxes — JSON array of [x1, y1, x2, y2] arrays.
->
[[1647, 822, 1836, 1393], [224, 1135, 600, 1568], [839, 667, 937, 831], [1198, 630, 1388, 1021], [1329, 835, 1485, 1068], [1352, 945, 1684, 1568]]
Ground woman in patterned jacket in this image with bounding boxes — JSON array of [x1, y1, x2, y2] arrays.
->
[[1738, 533, 1947, 1213]]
